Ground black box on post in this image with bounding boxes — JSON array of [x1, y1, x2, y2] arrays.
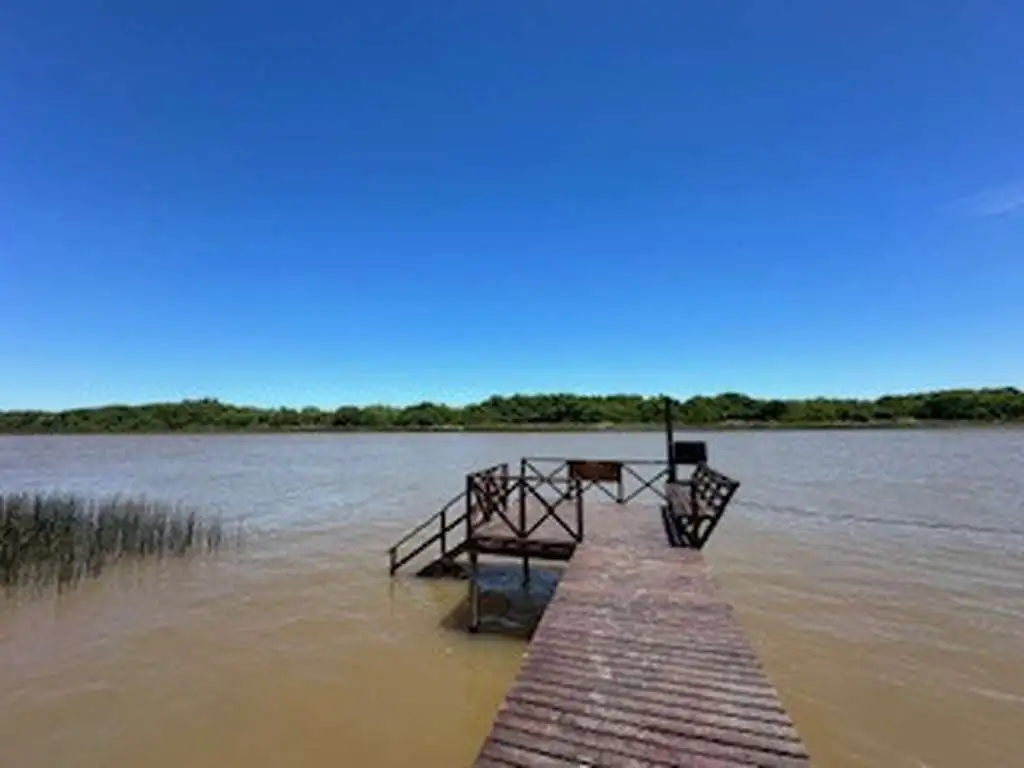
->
[[672, 441, 707, 466]]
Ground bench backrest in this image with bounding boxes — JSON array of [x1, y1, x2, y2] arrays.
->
[[690, 463, 740, 513], [663, 463, 740, 549]]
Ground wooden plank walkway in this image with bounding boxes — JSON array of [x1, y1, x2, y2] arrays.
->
[[474, 501, 810, 767]]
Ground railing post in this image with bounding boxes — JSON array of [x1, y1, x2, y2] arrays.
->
[[518, 475, 526, 537], [575, 478, 584, 540], [465, 471, 481, 632], [465, 474, 474, 541], [488, 470, 497, 522], [617, 472, 625, 504], [468, 546, 480, 633], [491, 468, 499, 520], [440, 506, 447, 556], [665, 396, 678, 483], [388, 548, 396, 576]]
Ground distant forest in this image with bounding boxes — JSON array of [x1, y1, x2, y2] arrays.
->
[[1, 388, 1022, 434]]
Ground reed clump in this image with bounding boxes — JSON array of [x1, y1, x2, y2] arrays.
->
[[1, 492, 229, 592]]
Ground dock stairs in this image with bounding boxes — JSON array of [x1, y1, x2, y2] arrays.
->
[[388, 489, 473, 578]]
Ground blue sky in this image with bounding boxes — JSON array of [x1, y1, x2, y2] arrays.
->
[[2, 1, 1022, 409]]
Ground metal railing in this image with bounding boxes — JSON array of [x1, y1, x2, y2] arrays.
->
[[466, 467, 584, 543], [387, 489, 467, 576], [519, 456, 670, 504], [388, 456, 673, 575]]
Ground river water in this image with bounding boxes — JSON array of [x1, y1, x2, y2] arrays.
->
[[1, 431, 1022, 767]]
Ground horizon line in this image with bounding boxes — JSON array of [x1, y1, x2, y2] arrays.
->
[[3, 385, 1021, 414]]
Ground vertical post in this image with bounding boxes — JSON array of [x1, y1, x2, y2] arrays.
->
[[522, 555, 530, 587], [468, 547, 480, 633], [483, 471, 492, 522], [465, 474, 474, 541], [664, 395, 677, 483], [501, 463, 510, 515], [518, 475, 526, 536], [388, 548, 396, 576], [576, 478, 584, 540], [440, 506, 447, 557], [617, 470, 625, 504], [465, 471, 482, 632]]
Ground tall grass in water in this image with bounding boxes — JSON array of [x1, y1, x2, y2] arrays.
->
[[1, 492, 229, 593]]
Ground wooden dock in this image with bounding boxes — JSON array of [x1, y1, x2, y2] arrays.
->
[[385, 443, 811, 765], [473, 501, 810, 767]]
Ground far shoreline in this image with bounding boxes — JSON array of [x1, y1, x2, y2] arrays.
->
[[2, 419, 1022, 437]]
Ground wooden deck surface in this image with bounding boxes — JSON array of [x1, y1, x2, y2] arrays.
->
[[474, 501, 810, 767]]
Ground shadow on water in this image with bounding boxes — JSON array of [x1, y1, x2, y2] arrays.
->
[[439, 561, 564, 639]]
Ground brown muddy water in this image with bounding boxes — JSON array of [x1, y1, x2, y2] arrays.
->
[[1, 431, 1022, 767]]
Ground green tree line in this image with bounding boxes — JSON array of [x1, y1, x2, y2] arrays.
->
[[0, 388, 1022, 434]]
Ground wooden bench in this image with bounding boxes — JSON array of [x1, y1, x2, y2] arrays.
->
[[662, 463, 740, 549]]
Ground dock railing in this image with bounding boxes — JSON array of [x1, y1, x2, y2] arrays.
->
[[467, 462, 585, 543], [388, 462, 509, 576], [389, 456, 678, 576], [519, 456, 670, 505]]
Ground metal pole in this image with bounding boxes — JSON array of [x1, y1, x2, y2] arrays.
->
[[664, 395, 677, 483], [465, 474, 474, 540], [440, 507, 447, 557], [518, 475, 526, 536], [502, 463, 510, 514], [576, 478, 584, 540], [468, 548, 480, 633], [466, 472, 481, 633]]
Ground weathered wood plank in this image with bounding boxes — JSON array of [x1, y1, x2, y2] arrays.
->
[[473, 501, 810, 767]]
